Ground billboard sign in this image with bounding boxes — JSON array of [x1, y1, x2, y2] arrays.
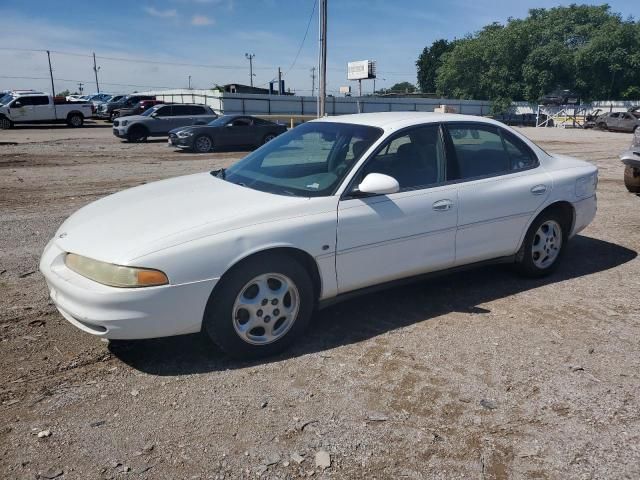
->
[[347, 60, 376, 80]]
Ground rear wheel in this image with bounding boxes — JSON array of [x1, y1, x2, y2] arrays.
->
[[516, 211, 568, 277], [193, 135, 213, 153], [203, 253, 314, 359], [67, 113, 83, 128], [624, 165, 640, 193], [0, 117, 12, 129]]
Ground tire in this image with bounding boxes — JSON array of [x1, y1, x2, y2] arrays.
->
[[67, 113, 83, 128], [263, 133, 277, 145], [515, 210, 568, 277], [596, 122, 607, 130], [203, 253, 315, 359], [624, 165, 640, 193], [126, 126, 148, 143], [0, 117, 12, 129], [193, 134, 213, 153]]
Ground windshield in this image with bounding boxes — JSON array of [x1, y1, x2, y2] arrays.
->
[[207, 115, 233, 126], [141, 105, 160, 116], [0, 93, 15, 105], [223, 121, 383, 197]]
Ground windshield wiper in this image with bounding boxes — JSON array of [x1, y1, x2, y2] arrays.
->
[[210, 168, 226, 179]]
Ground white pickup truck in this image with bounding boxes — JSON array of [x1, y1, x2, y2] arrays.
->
[[0, 91, 93, 129]]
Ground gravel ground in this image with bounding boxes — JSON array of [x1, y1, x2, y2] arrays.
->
[[0, 122, 639, 480]]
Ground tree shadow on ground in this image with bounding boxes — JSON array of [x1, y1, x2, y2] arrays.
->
[[109, 235, 636, 375]]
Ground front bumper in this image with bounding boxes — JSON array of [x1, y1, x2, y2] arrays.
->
[[571, 194, 597, 237], [168, 134, 193, 149], [113, 127, 127, 139], [39, 240, 217, 339]]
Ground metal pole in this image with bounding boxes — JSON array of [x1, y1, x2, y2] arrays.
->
[[310, 67, 316, 97], [358, 79, 362, 97], [245, 53, 255, 87], [188, 75, 191, 89], [92, 52, 100, 93], [46, 50, 57, 119], [318, 0, 327, 117], [278, 67, 282, 95]]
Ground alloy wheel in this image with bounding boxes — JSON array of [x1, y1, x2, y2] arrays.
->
[[532, 220, 562, 269], [195, 136, 212, 152], [232, 273, 299, 345]]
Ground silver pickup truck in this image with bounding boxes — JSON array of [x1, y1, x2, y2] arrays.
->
[[112, 103, 217, 142], [0, 91, 93, 129]]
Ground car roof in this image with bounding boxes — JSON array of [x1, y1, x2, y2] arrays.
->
[[312, 112, 506, 131]]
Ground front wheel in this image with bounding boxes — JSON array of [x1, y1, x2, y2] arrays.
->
[[193, 135, 213, 153], [515, 212, 567, 277], [203, 253, 314, 359], [127, 127, 148, 143], [263, 133, 277, 145]]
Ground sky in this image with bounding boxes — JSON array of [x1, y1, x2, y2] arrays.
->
[[0, 0, 637, 96]]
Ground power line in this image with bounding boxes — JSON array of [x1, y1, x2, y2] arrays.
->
[[284, 0, 317, 75]]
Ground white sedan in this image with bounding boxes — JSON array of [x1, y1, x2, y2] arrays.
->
[[40, 113, 597, 358]]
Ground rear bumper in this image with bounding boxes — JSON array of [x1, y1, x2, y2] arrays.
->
[[571, 194, 597, 237], [39, 240, 217, 340]]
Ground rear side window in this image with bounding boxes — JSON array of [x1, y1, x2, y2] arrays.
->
[[501, 131, 537, 170], [190, 106, 206, 115], [445, 124, 537, 180], [32, 96, 49, 105], [173, 105, 192, 116], [154, 106, 173, 116]]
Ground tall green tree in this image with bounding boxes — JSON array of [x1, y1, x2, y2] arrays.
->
[[416, 39, 453, 93], [419, 4, 640, 109]]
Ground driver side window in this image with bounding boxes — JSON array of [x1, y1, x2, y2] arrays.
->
[[360, 125, 445, 191]]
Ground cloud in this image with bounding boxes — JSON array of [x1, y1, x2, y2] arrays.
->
[[144, 7, 178, 18], [191, 15, 214, 26]]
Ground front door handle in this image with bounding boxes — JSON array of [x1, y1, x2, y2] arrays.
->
[[531, 184, 547, 195], [432, 199, 453, 211]]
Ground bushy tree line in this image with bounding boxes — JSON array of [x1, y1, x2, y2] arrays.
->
[[416, 4, 640, 108]]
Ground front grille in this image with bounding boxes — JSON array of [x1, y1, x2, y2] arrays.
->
[[113, 120, 119, 127]]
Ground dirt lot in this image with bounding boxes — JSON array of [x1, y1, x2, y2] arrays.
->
[[1, 121, 639, 480]]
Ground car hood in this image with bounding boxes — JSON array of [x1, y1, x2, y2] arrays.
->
[[116, 114, 146, 122], [54, 172, 315, 264], [169, 125, 218, 134]]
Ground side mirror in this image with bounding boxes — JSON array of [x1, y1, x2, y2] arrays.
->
[[226, 123, 234, 127], [14, 101, 22, 107], [150, 112, 158, 118], [356, 173, 400, 195]]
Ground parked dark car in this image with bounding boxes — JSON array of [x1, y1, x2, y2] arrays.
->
[[490, 112, 554, 127], [539, 89, 580, 106], [114, 99, 164, 118], [97, 94, 156, 121], [168, 115, 288, 153]]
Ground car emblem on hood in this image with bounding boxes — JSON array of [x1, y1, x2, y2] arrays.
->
[[58, 232, 67, 239]]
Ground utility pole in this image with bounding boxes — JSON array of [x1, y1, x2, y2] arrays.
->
[[278, 67, 282, 95], [310, 67, 316, 97], [188, 75, 192, 89], [92, 52, 100, 93], [317, 0, 327, 117], [245, 53, 255, 87], [46, 50, 56, 97], [77, 82, 84, 94]]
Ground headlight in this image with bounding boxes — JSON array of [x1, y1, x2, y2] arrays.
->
[[65, 253, 169, 288], [121, 120, 128, 126], [177, 131, 194, 138]]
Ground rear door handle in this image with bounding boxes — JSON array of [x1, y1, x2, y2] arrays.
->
[[531, 184, 547, 195], [432, 199, 454, 211]]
